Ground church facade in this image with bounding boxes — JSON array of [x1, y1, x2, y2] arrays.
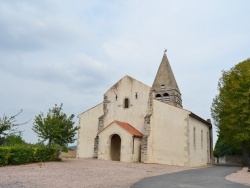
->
[[76, 53, 213, 167]]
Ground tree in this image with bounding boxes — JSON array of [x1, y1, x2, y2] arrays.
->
[[1, 133, 27, 146], [33, 104, 78, 146], [213, 136, 242, 158], [211, 59, 250, 170], [0, 110, 27, 137]]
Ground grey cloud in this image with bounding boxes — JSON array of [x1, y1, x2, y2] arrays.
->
[[0, 52, 112, 94], [1, 0, 250, 146], [0, 18, 81, 53], [0, 27, 44, 52], [0, 1, 89, 53]]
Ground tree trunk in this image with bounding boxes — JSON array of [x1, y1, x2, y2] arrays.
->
[[48, 138, 51, 146], [242, 142, 250, 171]]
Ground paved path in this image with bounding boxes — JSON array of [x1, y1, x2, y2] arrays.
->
[[131, 166, 249, 188]]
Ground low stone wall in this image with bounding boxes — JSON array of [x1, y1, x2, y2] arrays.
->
[[215, 155, 243, 166]]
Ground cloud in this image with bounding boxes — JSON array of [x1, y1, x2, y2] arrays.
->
[[0, 1, 94, 53], [1, 0, 250, 146], [0, 52, 110, 93]]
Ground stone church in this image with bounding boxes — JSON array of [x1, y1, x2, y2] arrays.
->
[[76, 53, 213, 167]]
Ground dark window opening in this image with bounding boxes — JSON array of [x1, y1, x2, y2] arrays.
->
[[201, 130, 203, 149], [115, 94, 118, 101], [193, 127, 196, 148], [155, 94, 161, 98], [135, 92, 138, 99], [162, 93, 170, 102], [124, 98, 129, 108], [161, 85, 165, 90]]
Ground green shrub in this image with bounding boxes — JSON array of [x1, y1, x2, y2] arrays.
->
[[62, 145, 69, 152], [0, 137, 5, 146], [33, 146, 60, 162], [43, 147, 60, 161], [0, 145, 60, 166], [33, 147, 46, 162], [3, 134, 27, 146], [0, 147, 11, 166], [9, 146, 34, 165]]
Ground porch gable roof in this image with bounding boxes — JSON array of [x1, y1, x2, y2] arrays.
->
[[98, 120, 143, 138]]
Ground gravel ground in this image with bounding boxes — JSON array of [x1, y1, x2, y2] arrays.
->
[[1, 159, 248, 188], [0, 158, 188, 188], [226, 167, 250, 186]]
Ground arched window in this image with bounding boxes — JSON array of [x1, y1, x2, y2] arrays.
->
[[201, 130, 203, 149], [162, 93, 170, 102], [161, 84, 165, 90], [193, 127, 196, 148], [155, 94, 161, 100], [124, 98, 129, 108], [207, 131, 209, 149]]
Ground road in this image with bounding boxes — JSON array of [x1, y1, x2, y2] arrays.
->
[[131, 166, 249, 188]]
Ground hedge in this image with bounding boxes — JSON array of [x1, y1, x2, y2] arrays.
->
[[0, 146, 60, 166], [33, 147, 59, 162], [9, 146, 34, 165], [0, 147, 11, 166]]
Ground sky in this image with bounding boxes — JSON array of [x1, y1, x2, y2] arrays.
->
[[0, 0, 249, 146]]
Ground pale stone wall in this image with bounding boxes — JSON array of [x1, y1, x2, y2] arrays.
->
[[98, 123, 140, 162], [147, 99, 190, 166], [76, 74, 212, 166], [103, 76, 150, 133], [76, 103, 103, 158], [216, 155, 243, 165], [188, 116, 211, 167], [133, 137, 141, 162]]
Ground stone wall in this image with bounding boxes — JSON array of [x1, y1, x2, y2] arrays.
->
[[76, 103, 103, 158], [147, 99, 190, 166]]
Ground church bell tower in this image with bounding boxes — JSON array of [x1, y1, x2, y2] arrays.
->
[[152, 52, 182, 108]]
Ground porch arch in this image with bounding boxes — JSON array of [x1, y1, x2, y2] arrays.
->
[[110, 134, 121, 161]]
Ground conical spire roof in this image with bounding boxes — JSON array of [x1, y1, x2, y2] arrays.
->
[[152, 53, 180, 93]]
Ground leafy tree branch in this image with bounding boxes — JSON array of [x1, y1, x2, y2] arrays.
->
[[33, 104, 78, 146]]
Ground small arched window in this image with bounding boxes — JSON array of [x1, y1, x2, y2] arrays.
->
[[201, 130, 203, 149], [193, 127, 196, 148], [161, 84, 165, 90], [124, 98, 129, 108], [162, 93, 170, 102], [207, 131, 209, 149], [155, 94, 161, 100]]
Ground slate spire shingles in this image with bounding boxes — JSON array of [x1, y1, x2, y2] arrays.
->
[[152, 53, 180, 93], [152, 53, 182, 108]]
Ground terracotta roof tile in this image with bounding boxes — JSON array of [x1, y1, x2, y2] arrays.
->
[[114, 120, 143, 138]]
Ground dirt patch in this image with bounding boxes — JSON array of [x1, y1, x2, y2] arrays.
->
[[61, 150, 76, 158], [0, 158, 188, 188]]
